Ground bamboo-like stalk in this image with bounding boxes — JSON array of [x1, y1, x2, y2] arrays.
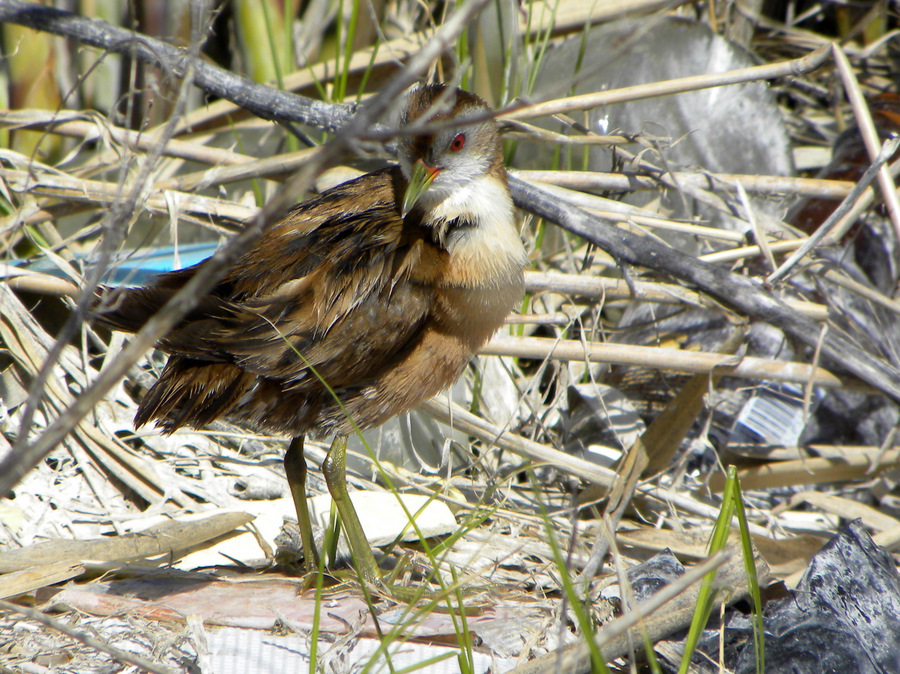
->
[[481, 335, 862, 390], [505, 46, 831, 120]]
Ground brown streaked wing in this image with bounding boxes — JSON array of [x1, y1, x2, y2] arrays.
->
[[99, 166, 446, 394], [217, 271, 436, 389], [224, 167, 409, 298]]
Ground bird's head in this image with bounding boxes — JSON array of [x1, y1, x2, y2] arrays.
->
[[397, 84, 505, 219]]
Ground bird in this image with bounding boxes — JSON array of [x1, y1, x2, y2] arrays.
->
[[91, 83, 527, 589]]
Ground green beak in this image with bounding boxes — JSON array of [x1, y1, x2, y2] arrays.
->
[[402, 159, 441, 218]]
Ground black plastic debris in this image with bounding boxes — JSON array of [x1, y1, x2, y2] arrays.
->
[[626, 548, 687, 605], [705, 519, 900, 673]]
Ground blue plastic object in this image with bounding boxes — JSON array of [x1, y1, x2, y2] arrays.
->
[[23, 242, 220, 287]]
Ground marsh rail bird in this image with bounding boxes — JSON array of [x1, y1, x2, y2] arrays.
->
[[93, 84, 527, 589]]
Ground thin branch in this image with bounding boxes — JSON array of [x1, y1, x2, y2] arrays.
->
[[767, 137, 900, 284], [0, 0, 353, 133], [516, 168, 858, 200], [482, 335, 861, 390], [832, 43, 900, 241], [505, 44, 831, 120]]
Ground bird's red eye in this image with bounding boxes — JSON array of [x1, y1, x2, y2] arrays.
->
[[449, 134, 466, 152]]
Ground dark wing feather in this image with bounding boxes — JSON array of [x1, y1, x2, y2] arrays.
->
[[133, 359, 256, 430], [93, 267, 233, 339]]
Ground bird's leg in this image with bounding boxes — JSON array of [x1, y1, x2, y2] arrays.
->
[[283, 435, 320, 574], [322, 435, 383, 589]]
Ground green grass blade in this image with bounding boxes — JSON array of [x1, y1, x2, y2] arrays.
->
[[732, 470, 765, 673], [678, 467, 738, 674]]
